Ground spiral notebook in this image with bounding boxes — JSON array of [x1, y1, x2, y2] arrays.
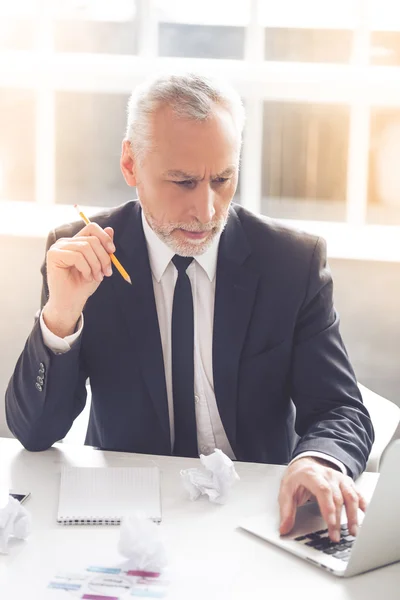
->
[[57, 466, 162, 525]]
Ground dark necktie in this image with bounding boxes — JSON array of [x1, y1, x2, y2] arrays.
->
[[171, 255, 198, 457]]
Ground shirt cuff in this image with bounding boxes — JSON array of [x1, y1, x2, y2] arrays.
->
[[39, 310, 84, 354], [289, 451, 347, 475]]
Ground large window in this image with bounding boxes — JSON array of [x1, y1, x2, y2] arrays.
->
[[262, 102, 349, 222], [53, 1, 138, 55], [367, 108, 400, 225], [1, 0, 400, 260], [55, 92, 131, 207], [0, 89, 35, 202], [264, 29, 353, 64], [156, 0, 249, 59], [0, 18, 34, 51]]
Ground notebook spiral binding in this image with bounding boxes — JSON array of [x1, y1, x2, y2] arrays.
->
[[57, 517, 121, 525], [57, 466, 162, 525]]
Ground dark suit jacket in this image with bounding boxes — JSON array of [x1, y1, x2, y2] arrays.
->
[[5, 201, 374, 477]]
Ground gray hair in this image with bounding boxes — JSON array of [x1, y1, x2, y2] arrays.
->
[[125, 72, 245, 163]]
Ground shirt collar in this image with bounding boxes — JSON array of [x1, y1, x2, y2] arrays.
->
[[141, 210, 220, 283]]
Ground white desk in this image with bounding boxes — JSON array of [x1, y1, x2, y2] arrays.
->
[[0, 437, 399, 599]]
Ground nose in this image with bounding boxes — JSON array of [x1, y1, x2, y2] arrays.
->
[[190, 183, 216, 224]]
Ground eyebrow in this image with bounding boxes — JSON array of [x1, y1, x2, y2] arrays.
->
[[164, 166, 236, 180]]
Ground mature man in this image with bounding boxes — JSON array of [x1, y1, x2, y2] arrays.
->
[[6, 73, 373, 543]]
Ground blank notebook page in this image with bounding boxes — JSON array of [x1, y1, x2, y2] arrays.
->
[[57, 466, 161, 525]]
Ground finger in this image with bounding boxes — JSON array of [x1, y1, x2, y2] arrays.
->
[[57, 237, 111, 279], [294, 485, 313, 507], [83, 236, 113, 277], [278, 482, 297, 535], [50, 248, 93, 282], [301, 477, 338, 539], [358, 491, 368, 513], [75, 222, 116, 254], [340, 480, 361, 536], [56, 241, 104, 282], [104, 226, 114, 242], [329, 483, 344, 543]]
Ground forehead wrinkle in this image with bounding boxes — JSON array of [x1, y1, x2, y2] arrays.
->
[[164, 169, 203, 181], [163, 164, 236, 180]]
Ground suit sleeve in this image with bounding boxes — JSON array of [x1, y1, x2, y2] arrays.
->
[[5, 230, 88, 451], [290, 237, 374, 479]]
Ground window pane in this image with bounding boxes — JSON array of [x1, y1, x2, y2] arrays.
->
[[369, 1, 400, 32], [156, 0, 248, 59], [54, 20, 138, 54], [264, 29, 353, 63], [370, 32, 400, 65], [155, 0, 250, 26], [53, 0, 138, 55], [55, 93, 133, 207], [0, 89, 35, 202], [52, 0, 135, 22], [260, 0, 358, 29], [0, 1, 35, 18], [0, 19, 34, 51], [367, 108, 400, 225], [159, 23, 245, 59], [261, 102, 349, 222]]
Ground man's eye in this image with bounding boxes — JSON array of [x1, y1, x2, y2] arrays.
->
[[174, 180, 195, 188], [213, 177, 229, 185]]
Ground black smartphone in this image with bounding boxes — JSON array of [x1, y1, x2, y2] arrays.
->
[[10, 491, 31, 504]]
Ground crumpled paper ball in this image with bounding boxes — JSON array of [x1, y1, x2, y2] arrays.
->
[[118, 514, 167, 572], [0, 495, 31, 554], [180, 448, 240, 504]]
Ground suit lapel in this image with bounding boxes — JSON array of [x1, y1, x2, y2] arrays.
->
[[108, 202, 258, 456], [111, 202, 170, 450], [213, 207, 259, 456]]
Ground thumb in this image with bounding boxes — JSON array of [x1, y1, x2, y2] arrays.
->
[[279, 492, 297, 536], [104, 227, 114, 241]]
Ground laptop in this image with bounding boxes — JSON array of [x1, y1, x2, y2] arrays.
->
[[240, 439, 400, 577]]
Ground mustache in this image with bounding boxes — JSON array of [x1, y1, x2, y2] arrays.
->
[[158, 218, 225, 235]]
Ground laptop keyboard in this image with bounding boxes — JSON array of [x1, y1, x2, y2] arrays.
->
[[294, 524, 356, 562]]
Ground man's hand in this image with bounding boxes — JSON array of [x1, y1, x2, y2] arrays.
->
[[278, 457, 368, 542], [42, 223, 116, 338]]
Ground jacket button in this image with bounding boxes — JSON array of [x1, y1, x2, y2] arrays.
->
[[38, 368, 45, 375], [35, 382, 43, 392], [39, 362, 45, 370], [37, 376, 44, 384]]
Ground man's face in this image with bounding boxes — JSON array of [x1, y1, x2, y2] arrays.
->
[[121, 104, 240, 256]]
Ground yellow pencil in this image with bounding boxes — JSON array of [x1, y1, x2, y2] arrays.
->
[[74, 204, 132, 285]]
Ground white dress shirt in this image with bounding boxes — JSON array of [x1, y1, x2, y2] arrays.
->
[[40, 212, 346, 473]]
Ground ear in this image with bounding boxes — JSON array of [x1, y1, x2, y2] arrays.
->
[[120, 140, 138, 187]]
